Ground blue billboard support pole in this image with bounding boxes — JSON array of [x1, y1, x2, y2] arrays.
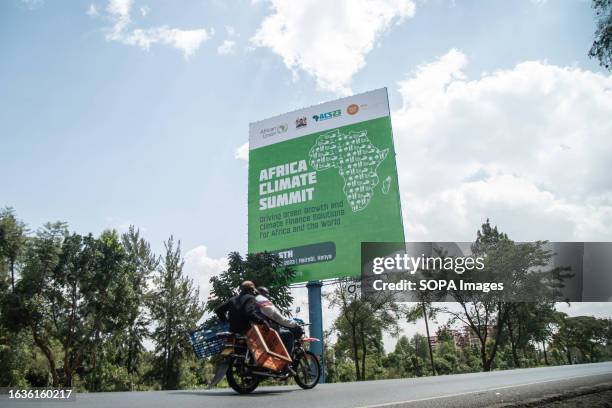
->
[[307, 280, 325, 384]]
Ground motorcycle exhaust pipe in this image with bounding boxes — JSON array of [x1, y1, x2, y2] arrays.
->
[[251, 370, 290, 379]]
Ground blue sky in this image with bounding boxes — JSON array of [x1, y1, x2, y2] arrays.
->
[[2, 1, 612, 335], [1, 0, 605, 255]]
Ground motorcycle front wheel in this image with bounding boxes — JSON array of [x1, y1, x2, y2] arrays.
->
[[294, 350, 321, 389], [226, 358, 260, 394]]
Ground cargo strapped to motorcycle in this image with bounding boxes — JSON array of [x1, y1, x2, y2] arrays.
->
[[188, 321, 230, 359], [246, 324, 292, 372]]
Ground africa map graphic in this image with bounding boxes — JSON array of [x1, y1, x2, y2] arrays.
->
[[308, 129, 389, 212]]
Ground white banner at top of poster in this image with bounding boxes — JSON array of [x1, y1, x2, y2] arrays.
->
[[249, 88, 390, 150]]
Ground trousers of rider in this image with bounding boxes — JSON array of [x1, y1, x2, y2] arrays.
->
[[279, 329, 294, 354]]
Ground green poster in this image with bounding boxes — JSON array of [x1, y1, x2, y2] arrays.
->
[[248, 88, 404, 283]]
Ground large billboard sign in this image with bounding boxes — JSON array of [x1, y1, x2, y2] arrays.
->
[[248, 88, 404, 283]]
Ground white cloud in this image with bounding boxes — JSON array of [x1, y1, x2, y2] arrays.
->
[[140, 5, 149, 16], [235, 142, 249, 161], [122, 26, 211, 58], [103, 0, 211, 59], [392, 50, 612, 242], [217, 39, 236, 55], [106, 0, 131, 33], [184, 245, 228, 307], [225, 25, 237, 37], [252, 0, 416, 95], [87, 4, 99, 17]]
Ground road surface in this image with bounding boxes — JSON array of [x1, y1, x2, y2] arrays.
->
[[3, 362, 612, 408]]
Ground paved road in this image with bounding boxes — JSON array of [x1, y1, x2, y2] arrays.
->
[[3, 362, 612, 408]]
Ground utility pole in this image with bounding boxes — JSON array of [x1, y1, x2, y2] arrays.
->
[[307, 280, 325, 383]]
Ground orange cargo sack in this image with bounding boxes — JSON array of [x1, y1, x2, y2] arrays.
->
[[246, 324, 292, 372]]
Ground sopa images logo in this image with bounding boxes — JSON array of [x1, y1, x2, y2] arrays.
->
[[312, 109, 341, 122]]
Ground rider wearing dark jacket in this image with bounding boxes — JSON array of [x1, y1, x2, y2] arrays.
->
[[214, 281, 265, 334]]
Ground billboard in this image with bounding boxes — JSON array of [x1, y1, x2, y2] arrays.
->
[[248, 88, 404, 283]]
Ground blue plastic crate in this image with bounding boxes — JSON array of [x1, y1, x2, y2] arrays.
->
[[188, 322, 230, 359]]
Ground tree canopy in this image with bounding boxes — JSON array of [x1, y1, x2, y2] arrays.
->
[[590, 0, 612, 70]]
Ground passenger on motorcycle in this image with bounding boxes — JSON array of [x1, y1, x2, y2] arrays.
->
[[255, 286, 304, 353], [214, 280, 266, 334]]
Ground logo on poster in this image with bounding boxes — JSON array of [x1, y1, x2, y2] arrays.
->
[[260, 124, 288, 138], [295, 117, 307, 129], [312, 109, 341, 122], [346, 104, 359, 115]]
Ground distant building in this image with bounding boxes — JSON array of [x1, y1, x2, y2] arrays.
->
[[429, 325, 495, 350]]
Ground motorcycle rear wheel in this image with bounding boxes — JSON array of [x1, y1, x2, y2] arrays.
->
[[294, 350, 321, 389], [226, 359, 260, 394]]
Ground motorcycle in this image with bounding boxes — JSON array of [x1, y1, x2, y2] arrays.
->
[[209, 318, 321, 394]]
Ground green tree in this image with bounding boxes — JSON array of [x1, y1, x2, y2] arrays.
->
[[10, 222, 65, 386], [442, 220, 561, 371], [551, 312, 574, 364], [328, 278, 404, 381], [206, 251, 295, 315], [0, 210, 227, 391], [411, 333, 433, 376], [531, 305, 561, 366], [119, 226, 158, 388], [552, 315, 608, 364], [385, 336, 415, 378], [432, 328, 460, 375], [322, 330, 338, 382], [9, 226, 133, 387], [442, 221, 509, 372], [589, 0, 612, 69], [504, 302, 557, 368], [1, 213, 43, 387], [406, 301, 440, 376], [149, 237, 202, 389], [0, 207, 27, 292], [85, 230, 138, 391]]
